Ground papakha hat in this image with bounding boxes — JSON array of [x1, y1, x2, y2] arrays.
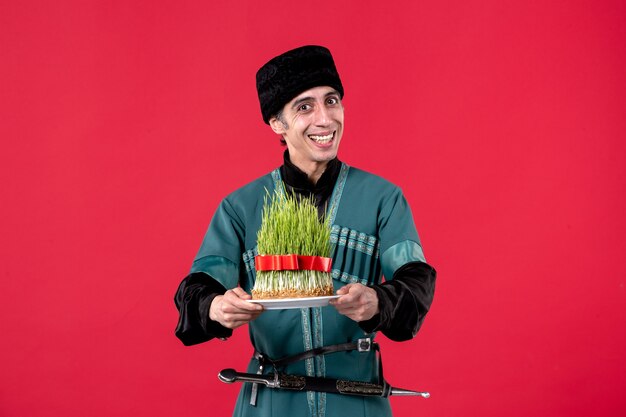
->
[[256, 45, 344, 124]]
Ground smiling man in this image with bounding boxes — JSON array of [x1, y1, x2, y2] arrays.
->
[[269, 86, 344, 183], [174, 45, 437, 417]]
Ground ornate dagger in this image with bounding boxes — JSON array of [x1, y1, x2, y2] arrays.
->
[[218, 368, 430, 398]]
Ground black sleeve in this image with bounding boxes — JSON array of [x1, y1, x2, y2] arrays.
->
[[174, 272, 232, 346], [358, 261, 436, 341]]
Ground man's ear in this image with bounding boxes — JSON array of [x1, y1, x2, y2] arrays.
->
[[269, 117, 286, 135]]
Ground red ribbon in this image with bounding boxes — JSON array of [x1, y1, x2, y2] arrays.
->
[[255, 254, 332, 272]]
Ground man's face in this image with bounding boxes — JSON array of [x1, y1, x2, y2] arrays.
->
[[270, 86, 344, 173]]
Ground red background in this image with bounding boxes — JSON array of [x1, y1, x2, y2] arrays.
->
[[1, 1, 625, 416]]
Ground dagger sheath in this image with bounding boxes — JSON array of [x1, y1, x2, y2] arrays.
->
[[218, 368, 430, 398]]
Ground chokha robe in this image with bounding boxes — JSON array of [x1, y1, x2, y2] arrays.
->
[[187, 163, 427, 417]]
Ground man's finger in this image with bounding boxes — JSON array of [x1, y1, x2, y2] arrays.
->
[[224, 290, 263, 311], [227, 297, 263, 311], [230, 287, 252, 299], [219, 303, 263, 315], [335, 292, 358, 305], [336, 283, 355, 295], [223, 311, 262, 322]]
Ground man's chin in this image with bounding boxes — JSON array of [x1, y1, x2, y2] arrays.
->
[[313, 151, 338, 163]]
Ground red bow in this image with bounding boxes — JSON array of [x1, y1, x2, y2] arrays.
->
[[255, 254, 332, 272]]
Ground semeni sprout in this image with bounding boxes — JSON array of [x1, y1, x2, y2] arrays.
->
[[252, 190, 334, 299]]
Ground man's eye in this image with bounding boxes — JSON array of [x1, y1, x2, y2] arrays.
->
[[327, 97, 338, 105], [299, 104, 312, 111]]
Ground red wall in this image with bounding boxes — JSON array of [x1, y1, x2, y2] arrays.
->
[[1, 1, 625, 416]]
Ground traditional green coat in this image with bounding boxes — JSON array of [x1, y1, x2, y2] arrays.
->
[[186, 163, 428, 417]]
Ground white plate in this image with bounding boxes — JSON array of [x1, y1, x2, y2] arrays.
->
[[247, 295, 340, 310]]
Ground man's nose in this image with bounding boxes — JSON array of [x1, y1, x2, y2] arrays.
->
[[314, 105, 331, 126]]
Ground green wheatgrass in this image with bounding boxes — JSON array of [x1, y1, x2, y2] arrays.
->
[[252, 190, 334, 299]]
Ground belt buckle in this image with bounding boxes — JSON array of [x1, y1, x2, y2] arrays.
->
[[357, 338, 371, 352]]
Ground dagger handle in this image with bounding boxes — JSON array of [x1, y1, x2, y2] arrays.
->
[[219, 368, 278, 387]]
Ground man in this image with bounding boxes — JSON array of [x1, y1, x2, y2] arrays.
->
[[174, 45, 436, 417]]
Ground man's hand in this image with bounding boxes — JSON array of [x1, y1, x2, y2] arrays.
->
[[329, 283, 379, 322], [209, 288, 264, 329]]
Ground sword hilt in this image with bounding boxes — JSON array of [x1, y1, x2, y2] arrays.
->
[[218, 368, 237, 383], [219, 368, 279, 388]]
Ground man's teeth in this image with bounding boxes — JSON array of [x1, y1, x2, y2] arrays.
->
[[309, 133, 334, 143]]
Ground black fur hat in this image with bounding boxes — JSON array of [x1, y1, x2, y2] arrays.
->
[[256, 45, 344, 124]]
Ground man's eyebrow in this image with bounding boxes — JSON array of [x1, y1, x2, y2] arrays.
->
[[291, 96, 313, 109], [291, 90, 340, 109]]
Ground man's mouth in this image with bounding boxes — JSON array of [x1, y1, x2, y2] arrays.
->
[[308, 132, 335, 144]]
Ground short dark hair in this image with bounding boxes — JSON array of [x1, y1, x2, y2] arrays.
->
[[273, 110, 288, 146]]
